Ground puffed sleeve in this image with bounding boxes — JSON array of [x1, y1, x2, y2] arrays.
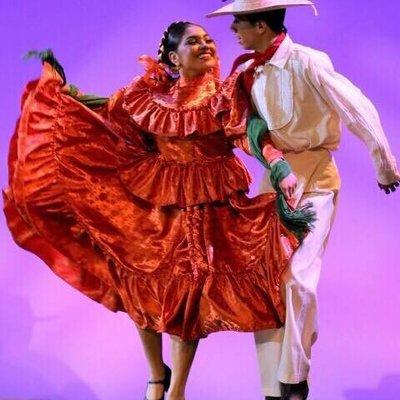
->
[[306, 52, 399, 185]]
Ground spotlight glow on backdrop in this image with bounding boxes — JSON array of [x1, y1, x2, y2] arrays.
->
[[0, 1, 399, 399]]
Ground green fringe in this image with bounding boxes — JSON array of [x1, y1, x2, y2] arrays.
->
[[24, 49, 67, 86], [276, 195, 316, 241], [247, 114, 316, 241]]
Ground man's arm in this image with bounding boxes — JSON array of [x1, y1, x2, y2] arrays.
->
[[305, 53, 400, 192]]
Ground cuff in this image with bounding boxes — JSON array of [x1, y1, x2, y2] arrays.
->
[[262, 136, 284, 165], [377, 169, 400, 185]]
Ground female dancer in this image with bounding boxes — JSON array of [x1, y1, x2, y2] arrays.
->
[[3, 21, 312, 400]]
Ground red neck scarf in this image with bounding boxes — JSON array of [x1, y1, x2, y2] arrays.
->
[[230, 32, 286, 94]]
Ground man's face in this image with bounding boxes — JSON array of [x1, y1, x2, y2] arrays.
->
[[230, 16, 261, 50]]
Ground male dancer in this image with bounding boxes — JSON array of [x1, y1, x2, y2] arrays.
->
[[208, 1, 400, 399]]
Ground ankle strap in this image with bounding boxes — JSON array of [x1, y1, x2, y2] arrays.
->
[[148, 379, 165, 385]]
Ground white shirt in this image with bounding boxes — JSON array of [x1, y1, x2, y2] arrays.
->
[[250, 35, 399, 185]]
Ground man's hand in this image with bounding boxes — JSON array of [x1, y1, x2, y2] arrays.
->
[[279, 173, 297, 200], [378, 180, 400, 194]]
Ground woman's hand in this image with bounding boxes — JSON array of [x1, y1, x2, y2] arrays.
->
[[60, 84, 81, 97], [61, 84, 70, 94]]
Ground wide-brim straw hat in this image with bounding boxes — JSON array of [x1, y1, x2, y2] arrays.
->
[[207, 0, 318, 17]]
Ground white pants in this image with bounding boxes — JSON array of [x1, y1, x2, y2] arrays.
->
[[254, 190, 337, 397]]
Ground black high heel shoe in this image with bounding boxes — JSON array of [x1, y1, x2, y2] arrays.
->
[[144, 364, 172, 400]]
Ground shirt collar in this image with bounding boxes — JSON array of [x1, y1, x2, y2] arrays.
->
[[267, 34, 293, 69]]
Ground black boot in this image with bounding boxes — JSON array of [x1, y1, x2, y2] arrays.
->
[[281, 380, 309, 400]]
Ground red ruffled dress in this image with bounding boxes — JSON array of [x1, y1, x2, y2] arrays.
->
[[3, 61, 298, 340]]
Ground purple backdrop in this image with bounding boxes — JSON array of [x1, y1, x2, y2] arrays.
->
[[1, 1, 399, 399]]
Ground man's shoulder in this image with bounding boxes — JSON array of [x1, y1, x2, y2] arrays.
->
[[289, 42, 333, 70]]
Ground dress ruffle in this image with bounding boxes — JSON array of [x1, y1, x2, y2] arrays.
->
[[117, 136, 251, 207], [3, 62, 299, 340], [3, 70, 124, 312], [117, 68, 253, 207], [122, 70, 250, 139], [210, 71, 252, 137]]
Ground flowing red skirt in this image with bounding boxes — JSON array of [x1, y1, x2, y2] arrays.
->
[[3, 65, 298, 340]]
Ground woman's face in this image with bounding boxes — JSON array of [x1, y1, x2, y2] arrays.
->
[[169, 25, 218, 78]]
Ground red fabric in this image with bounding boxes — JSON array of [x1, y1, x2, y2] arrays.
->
[[262, 138, 285, 164], [118, 133, 251, 208], [123, 63, 250, 139], [230, 32, 286, 94], [3, 62, 299, 340]]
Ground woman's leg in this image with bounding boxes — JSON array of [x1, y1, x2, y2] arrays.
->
[[137, 327, 166, 400], [167, 335, 199, 400]]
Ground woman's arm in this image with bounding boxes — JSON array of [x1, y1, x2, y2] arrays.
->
[[61, 83, 109, 109]]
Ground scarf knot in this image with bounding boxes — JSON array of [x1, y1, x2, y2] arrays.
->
[[230, 32, 286, 94]]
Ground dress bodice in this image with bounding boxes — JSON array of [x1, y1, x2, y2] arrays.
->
[[117, 131, 251, 208], [115, 64, 253, 208], [154, 132, 234, 164]]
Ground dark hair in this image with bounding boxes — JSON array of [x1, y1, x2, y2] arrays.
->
[[237, 9, 287, 34], [158, 21, 198, 67]]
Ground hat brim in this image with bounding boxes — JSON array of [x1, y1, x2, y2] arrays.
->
[[207, 1, 318, 18]]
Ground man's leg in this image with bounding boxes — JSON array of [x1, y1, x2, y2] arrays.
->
[[255, 328, 285, 398], [254, 191, 337, 397]]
